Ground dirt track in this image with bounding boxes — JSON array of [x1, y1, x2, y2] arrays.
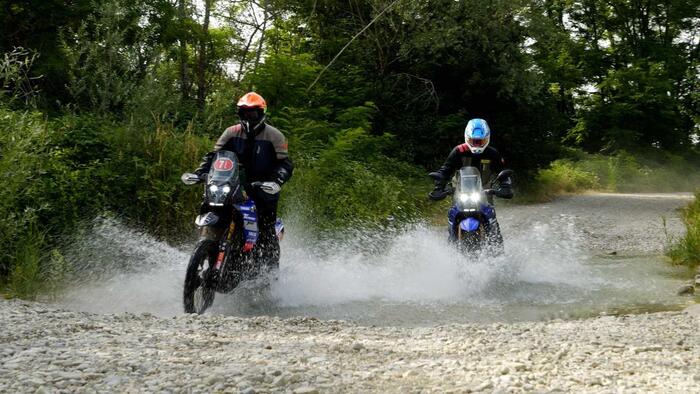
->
[[1, 299, 699, 393], [2, 193, 699, 393], [500, 192, 693, 254]]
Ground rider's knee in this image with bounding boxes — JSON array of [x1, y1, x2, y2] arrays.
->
[[199, 226, 224, 241]]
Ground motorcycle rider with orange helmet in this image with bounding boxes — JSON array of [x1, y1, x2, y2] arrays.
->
[[192, 92, 293, 268]]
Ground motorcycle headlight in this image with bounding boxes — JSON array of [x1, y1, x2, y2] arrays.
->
[[459, 192, 481, 203], [222, 185, 231, 194], [209, 184, 219, 193]]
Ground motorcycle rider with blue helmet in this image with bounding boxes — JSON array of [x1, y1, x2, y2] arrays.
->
[[429, 119, 513, 243], [429, 118, 513, 200]]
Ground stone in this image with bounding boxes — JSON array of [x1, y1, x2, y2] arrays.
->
[[294, 386, 319, 394], [474, 380, 493, 391], [634, 346, 663, 354], [205, 376, 223, 385], [272, 375, 289, 387], [677, 284, 695, 295]]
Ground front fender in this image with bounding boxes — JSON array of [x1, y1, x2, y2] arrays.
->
[[459, 217, 481, 232]]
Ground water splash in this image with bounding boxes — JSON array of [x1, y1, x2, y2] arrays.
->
[[55, 213, 685, 325], [56, 218, 188, 316]]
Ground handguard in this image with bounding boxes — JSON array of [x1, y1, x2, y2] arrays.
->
[[495, 186, 513, 199], [428, 171, 450, 200], [181, 172, 203, 185]]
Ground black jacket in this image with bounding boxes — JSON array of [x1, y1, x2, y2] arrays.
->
[[197, 123, 293, 184], [435, 144, 505, 185]]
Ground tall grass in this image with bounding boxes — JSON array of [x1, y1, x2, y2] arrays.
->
[[521, 160, 599, 202], [104, 118, 210, 238], [667, 191, 700, 268], [0, 107, 209, 296], [521, 150, 700, 202]]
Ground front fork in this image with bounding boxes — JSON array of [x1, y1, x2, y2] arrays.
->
[[200, 220, 238, 285]]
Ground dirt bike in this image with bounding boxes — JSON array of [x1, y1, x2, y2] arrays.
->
[[180, 150, 284, 314], [430, 167, 513, 254]]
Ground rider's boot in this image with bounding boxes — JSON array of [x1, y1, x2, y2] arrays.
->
[[256, 214, 280, 272]]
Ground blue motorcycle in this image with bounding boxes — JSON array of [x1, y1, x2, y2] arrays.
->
[[430, 167, 513, 254], [181, 150, 284, 314]]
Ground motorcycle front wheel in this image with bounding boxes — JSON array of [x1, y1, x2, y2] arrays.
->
[[183, 240, 217, 314], [458, 225, 485, 254]]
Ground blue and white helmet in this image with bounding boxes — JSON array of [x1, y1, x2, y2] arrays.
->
[[464, 118, 491, 154]]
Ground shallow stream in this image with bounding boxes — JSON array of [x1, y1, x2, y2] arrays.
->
[[54, 193, 697, 326]]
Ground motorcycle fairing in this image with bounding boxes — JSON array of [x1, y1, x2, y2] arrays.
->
[[206, 151, 243, 207], [234, 200, 286, 252], [236, 200, 259, 252], [447, 166, 498, 238], [195, 212, 220, 227]]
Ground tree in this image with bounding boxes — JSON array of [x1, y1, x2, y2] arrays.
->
[[561, 0, 700, 152]]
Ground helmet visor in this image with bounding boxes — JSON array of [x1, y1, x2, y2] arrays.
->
[[238, 107, 264, 122], [467, 137, 486, 148]]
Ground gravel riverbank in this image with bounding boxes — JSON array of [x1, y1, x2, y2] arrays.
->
[[2, 299, 698, 393]]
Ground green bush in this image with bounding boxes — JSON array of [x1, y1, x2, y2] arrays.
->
[[524, 160, 599, 202], [0, 107, 209, 295], [525, 149, 700, 201], [103, 119, 210, 238], [281, 114, 424, 232], [667, 191, 700, 268]]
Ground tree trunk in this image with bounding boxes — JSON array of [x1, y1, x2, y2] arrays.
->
[[197, 0, 212, 111], [236, 27, 260, 84], [249, 0, 269, 89], [179, 0, 191, 101]]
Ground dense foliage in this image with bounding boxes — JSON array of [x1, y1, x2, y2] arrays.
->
[[1, 0, 699, 294]]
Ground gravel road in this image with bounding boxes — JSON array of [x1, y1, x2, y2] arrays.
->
[[501, 192, 694, 254], [3, 193, 699, 393], [1, 299, 699, 393]]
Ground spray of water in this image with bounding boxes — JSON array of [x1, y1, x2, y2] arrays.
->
[[55, 214, 684, 325]]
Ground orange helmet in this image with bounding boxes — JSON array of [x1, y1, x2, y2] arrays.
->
[[237, 92, 267, 110], [237, 92, 267, 134]]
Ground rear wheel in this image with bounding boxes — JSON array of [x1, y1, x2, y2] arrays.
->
[[183, 240, 217, 314]]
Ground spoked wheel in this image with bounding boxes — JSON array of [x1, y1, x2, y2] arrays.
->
[[184, 241, 217, 314], [458, 225, 485, 254]]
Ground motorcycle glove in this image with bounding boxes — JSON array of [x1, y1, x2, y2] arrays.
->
[[259, 181, 282, 195], [193, 151, 216, 177]]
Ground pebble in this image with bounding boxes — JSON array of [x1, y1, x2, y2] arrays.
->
[[677, 284, 694, 295], [294, 386, 319, 394], [0, 299, 698, 393]]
